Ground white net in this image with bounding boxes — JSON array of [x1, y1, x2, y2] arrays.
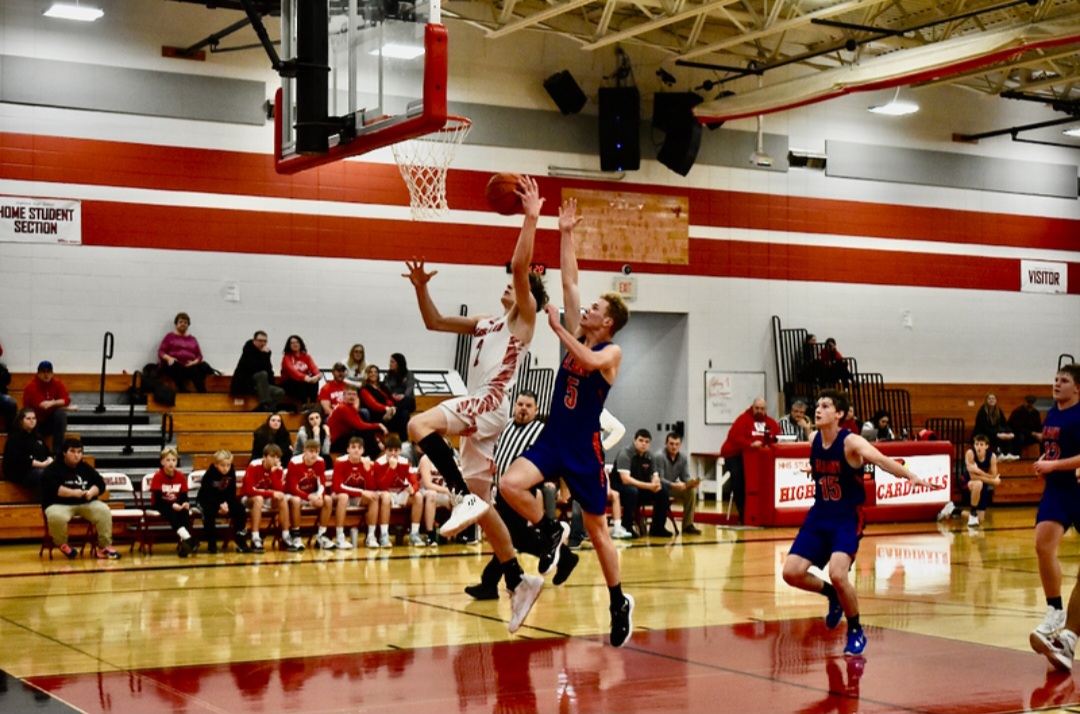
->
[[391, 116, 472, 220]]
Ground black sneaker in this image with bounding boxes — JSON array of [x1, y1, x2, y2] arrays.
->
[[178, 539, 194, 558], [553, 548, 579, 586], [234, 538, 251, 554], [610, 593, 635, 648], [464, 583, 501, 601], [538, 521, 569, 576]]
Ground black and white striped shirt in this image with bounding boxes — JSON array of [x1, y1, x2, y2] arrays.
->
[[494, 419, 545, 479]]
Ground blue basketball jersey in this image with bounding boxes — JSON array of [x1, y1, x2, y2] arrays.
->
[[809, 429, 866, 516], [1042, 401, 1080, 489], [531, 341, 611, 465]]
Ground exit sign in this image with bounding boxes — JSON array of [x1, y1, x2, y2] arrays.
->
[[612, 275, 637, 302]]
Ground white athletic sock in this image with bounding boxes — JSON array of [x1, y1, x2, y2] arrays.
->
[[367, 525, 376, 537], [317, 526, 327, 536], [177, 527, 191, 540], [380, 524, 389, 537], [411, 523, 420, 535], [252, 530, 260, 539]]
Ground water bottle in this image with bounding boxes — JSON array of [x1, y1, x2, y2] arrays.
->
[[349, 527, 359, 548]]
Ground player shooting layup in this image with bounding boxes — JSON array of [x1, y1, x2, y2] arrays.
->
[[404, 176, 548, 629], [499, 197, 634, 647]]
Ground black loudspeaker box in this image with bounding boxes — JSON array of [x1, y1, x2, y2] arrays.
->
[[598, 87, 640, 172], [652, 92, 702, 132], [543, 71, 588, 115], [657, 118, 702, 176]]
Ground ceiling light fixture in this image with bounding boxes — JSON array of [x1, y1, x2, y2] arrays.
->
[[1064, 127, 1080, 138], [868, 86, 919, 116], [43, 2, 104, 21], [368, 43, 424, 60]]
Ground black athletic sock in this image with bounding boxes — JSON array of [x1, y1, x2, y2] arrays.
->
[[821, 582, 838, 601], [502, 558, 523, 591], [418, 433, 468, 494], [480, 555, 502, 589], [1050, 596, 1065, 610], [847, 614, 861, 631], [608, 583, 624, 609]]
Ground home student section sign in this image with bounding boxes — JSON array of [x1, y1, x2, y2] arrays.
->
[[0, 196, 82, 245]]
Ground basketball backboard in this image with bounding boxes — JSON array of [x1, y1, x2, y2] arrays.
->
[[274, 0, 448, 174]]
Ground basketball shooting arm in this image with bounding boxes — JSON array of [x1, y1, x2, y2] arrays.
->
[[558, 197, 584, 336], [508, 176, 543, 342], [403, 259, 480, 335], [846, 434, 939, 489]]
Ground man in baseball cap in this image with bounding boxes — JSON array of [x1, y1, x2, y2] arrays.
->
[[23, 360, 77, 452]]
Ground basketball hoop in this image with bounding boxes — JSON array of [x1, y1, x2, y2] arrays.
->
[[391, 115, 472, 220]]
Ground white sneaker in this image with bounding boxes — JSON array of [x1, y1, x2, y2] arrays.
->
[[508, 574, 544, 634], [967, 514, 980, 527], [409, 532, 427, 547], [611, 524, 633, 540], [334, 536, 353, 550], [379, 534, 393, 548], [1035, 606, 1067, 637], [1031, 629, 1076, 672], [439, 493, 489, 538], [316, 534, 336, 550], [936, 502, 955, 521], [365, 535, 379, 549]]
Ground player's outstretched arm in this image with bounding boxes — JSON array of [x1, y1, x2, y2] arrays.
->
[[402, 259, 478, 335], [509, 176, 543, 327], [848, 433, 939, 489], [558, 198, 584, 336]]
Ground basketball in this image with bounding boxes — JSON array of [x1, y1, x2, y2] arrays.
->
[[485, 173, 524, 215]]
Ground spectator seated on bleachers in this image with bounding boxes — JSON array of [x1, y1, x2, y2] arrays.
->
[[23, 360, 77, 451], [974, 393, 1017, 460], [230, 330, 286, 412], [861, 410, 896, 442], [383, 352, 417, 437], [293, 408, 332, 469], [3, 407, 54, 489], [816, 337, 851, 388], [1007, 395, 1043, 458], [280, 334, 320, 406], [361, 365, 410, 442], [327, 386, 386, 457], [157, 311, 209, 394], [251, 412, 293, 463]]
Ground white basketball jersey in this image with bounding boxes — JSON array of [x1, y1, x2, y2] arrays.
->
[[467, 314, 527, 398]]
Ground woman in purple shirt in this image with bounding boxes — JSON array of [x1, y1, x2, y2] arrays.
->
[[158, 311, 206, 393]]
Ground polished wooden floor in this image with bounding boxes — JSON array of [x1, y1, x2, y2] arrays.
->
[[1, 504, 1078, 713]]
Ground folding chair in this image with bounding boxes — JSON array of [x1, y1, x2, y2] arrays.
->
[[99, 472, 146, 554]]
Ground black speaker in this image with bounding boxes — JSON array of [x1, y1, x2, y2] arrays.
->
[[652, 92, 702, 133], [657, 118, 702, 176], [598, 87, 640, 172], [544, 71, 587, 115]]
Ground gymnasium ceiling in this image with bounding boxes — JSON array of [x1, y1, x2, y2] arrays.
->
[[168, 0, 1080, 124]]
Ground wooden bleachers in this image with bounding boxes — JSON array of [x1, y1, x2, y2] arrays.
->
[[896, 382, 1052, 505]]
